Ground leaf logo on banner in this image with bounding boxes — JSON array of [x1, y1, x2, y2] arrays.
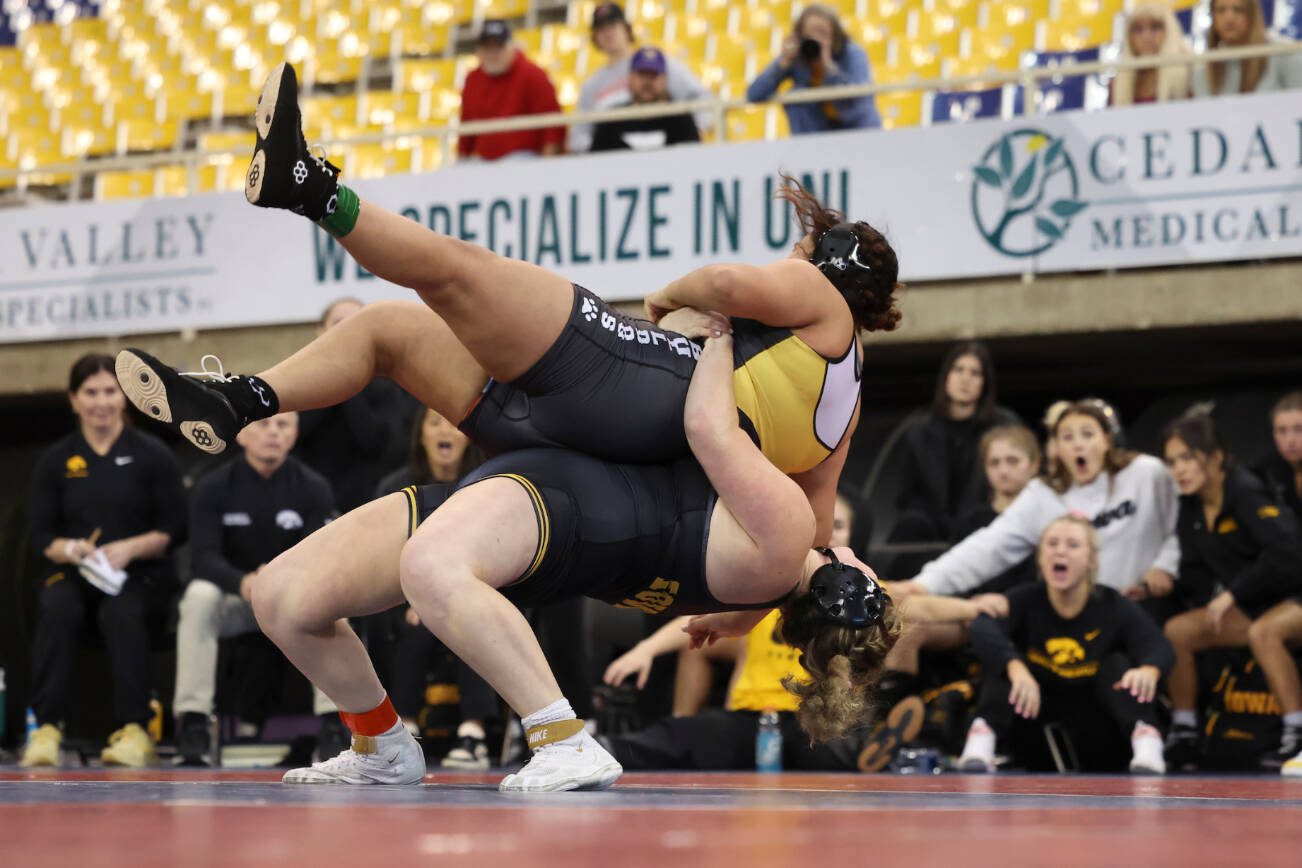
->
[[970, 129, 1088, 258]]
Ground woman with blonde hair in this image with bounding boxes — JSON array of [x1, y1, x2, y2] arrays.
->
[[1110, 3, 1191, 106], [957, 514, 1174, 774], [1192, 0, 1302, 96]]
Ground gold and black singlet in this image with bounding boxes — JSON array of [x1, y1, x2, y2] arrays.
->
[[730, 317, 863, 475], [459, 284, 861, 474]]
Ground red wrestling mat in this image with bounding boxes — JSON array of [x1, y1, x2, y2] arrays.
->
[[1, 769, 1298, 867]]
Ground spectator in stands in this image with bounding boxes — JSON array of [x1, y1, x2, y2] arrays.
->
[[572, 2, 713, 153], [959, 515, 1173, 774], [372, 408, 497, 769], [1158, 410, 1302, 771], [293, 298, 399, 513], [1109, 3, 1191, 106], [1257, 391, 1302, 529], [950, 424, 1044, 593], [458, 19, 565, 161], [891, 342, 1019, 545], [590, 46, 701, 152], [873, 425, 1042, 728], [894, 400, 1181, 604], [173, 411, 339, 765], [746, 3, 881, 134], [21, 354, 186, 768], [1192, 0, 1302, 96]]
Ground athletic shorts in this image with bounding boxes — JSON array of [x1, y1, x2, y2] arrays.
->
[[458, 285, 702, 465], [407, 448, 746, 616]]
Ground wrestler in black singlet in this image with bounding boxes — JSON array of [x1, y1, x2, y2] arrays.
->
[[458, 285, 862, 474], [399, 448, 793, 617]]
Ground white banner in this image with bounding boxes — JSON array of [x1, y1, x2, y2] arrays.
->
[[2, 90, 1299, 343]]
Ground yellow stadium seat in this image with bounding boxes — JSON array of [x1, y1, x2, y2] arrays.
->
[[724, 105, 772, 143], [62, 125, 116, 158], [1041, 13, 1118, 52], [200, 129, 257, 156], [480, 0, 528, 19], [415, 137, 447, 173], [165, 89, 218, 122], [157, 164, 221, 196], [394, 19, 451, 57], [915, 7, 977, 43], [96, 169, 156, 200], [398, 57, 459, 91], [116, 118, 182, 153], [875, 90, 922, 129], [344, 143, 416, 178], [867, 0, 912, 35], [363, 90, 427, 126], [515, 27, 545, 56], [976, 18, 1039, 59], [1071, 0, 1126, 20]]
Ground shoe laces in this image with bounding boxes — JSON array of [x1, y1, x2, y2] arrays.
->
[[307, 143, 340, 177], [180, 354, 238, 384], [312, 748, 377, 775]]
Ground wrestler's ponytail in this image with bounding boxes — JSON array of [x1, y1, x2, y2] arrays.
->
[[776, 173, 903, 334], [776, 593, 902, 743]]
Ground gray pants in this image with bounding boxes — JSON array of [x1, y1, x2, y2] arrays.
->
[[173, 579, 335, 717]]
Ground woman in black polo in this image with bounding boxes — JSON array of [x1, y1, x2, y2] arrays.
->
[[1160, 410, 1302, 770], [21, 354, 186, 768]]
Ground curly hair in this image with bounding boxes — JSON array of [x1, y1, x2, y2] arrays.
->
[[775, 590, 902, 743], [1046, 401, 1137, 495], [776, 173, 903, 334]]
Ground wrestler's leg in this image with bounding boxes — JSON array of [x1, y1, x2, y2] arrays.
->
[[252, 492, 410, 713], [338, 205, 573, 383], [258, 299, 486, 422], [398, 478, 560, 715]]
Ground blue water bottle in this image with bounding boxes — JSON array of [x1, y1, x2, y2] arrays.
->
[[0, 668, 6, 744], [25, 706, 37, 744], [756, 710, 783, 773]]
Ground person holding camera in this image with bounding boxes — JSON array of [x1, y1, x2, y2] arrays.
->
[[746, 4, 881, 135]]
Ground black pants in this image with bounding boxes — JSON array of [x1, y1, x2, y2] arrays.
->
[[606, 708, 859, 771], [368, 608, 499, 724], [30, 572, 164, 728], [976, 653, 1158, 772]]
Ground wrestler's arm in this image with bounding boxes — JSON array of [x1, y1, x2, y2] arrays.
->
[[892, 590, 981, 624], [684, 333, 817, 556], [645, 259, 831, 327]]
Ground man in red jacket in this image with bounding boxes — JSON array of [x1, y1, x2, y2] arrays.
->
[[458, 19, 565, 161]]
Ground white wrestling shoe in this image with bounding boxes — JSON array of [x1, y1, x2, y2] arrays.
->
[[957, 717, 997, 773], [1129, 722, 1167, 775], [283, 724, 425, 785], [499, 721, 622, 793]]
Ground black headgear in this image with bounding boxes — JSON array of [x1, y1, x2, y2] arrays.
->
[[810, 223, 876, 307], [808, 547, 887, 629]]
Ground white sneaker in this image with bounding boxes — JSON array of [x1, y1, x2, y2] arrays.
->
[[283, 725, 425, 785], [1282, 749, 1302, 777], [1129, 722, 1166, 775], [957, 717, 996, 773], [499, 729, 622, 793]]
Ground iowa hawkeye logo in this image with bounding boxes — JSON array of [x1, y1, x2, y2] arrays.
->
[[65, 455, 89, 478]]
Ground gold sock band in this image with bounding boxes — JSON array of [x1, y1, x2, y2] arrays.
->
[[351, 734, 377, 755], [525, 718, 585, 750]]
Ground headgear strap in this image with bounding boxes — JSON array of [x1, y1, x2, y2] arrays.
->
[[808, 547, 887, 629]]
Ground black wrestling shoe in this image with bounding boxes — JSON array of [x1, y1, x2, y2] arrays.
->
[[116, 349, 250, 455], [1163, 723, 1200, 772], [245, 62, 340, 219], [176, 712, 213, 767], [1262, 724, 1301, 771]]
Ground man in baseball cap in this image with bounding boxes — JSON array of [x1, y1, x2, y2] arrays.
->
[[572, 4, 713, 152], [590, 45, 701, 152], [459, 18, 565, 160]]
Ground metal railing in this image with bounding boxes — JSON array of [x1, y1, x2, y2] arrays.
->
[[1, 39, 1299, 199]]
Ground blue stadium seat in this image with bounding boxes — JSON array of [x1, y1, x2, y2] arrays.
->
[[1017, 47, 1101, 115], [929, 86, 1011, 124]]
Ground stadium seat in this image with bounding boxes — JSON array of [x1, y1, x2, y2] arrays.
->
[[1018, 47, 1102, 114], [875, 90, 922, 128], [928, 85, 1011, 123], [95, 168, 156, 200], [345, 143, 416, 178], [156, 163, 221, 196]]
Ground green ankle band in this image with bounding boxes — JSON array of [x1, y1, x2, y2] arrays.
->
[[317, 184, 360, 238]]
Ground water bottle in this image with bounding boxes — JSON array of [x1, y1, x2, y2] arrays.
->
[[755, 710, 783, 773], [25, 706, 38, 744], [0, 668, 6, 744]]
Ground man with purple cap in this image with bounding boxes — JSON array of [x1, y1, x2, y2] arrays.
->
[[591, 46, 701, 152], [459, 18, 565, 161], [573, 3, 713, 152]]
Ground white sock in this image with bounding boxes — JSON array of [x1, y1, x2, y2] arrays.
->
[[1172, 710, 1197, 728], [457, 720, 486, 740], [1283, 712, 1302, 729], [521, 699, 577, 732]]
